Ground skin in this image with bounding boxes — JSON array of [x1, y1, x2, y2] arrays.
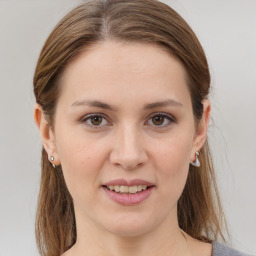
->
[[34, 41, 212, 256]]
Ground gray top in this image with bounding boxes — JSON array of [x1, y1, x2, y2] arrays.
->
[[212, 242, 254, 256]]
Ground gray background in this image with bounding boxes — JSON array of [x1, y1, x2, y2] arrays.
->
[[0, 0, 255, 255]]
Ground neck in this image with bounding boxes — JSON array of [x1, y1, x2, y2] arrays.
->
[[70, 212, 192, 256]]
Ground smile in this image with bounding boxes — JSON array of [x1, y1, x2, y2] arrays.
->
[[102, 178, 155, 205], [105, 185, 151, 194]]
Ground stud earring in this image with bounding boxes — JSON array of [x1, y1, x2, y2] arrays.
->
[[190, 151, 200, 167], [50, 156, 56, 168]]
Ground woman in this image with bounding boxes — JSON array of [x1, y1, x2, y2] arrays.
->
[[33, 0, 252, 255]]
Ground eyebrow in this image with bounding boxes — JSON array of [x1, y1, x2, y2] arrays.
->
[[144, 99, 183, 109], [71, 99, 118, 111], [71, 99, 183, 111]]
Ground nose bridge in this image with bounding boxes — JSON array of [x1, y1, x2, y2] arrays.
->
[[110, 121, 148, 169]]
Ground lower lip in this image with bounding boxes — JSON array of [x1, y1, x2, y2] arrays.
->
[[102, 186, 154, 206]]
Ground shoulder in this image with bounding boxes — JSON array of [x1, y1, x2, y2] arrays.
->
[[212, 241, 254, 256]]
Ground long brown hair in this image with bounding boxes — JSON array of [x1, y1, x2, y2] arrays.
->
[[33, 0, 227, 255]]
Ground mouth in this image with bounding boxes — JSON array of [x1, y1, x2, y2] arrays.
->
[[103, 185, 154, 194], [102, 179, 155, 205]]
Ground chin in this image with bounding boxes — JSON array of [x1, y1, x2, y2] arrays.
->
[[101, 212, 156, 237]]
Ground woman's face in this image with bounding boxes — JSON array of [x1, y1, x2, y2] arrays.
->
[[37, 41, 209, 237]]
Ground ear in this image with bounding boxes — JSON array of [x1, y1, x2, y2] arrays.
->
[[34, 103, 60, 166], [190, 99, 211, 161]]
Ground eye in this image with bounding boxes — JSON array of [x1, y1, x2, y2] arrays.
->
[[81, 114, 110, 128], [147, 113, 175, 128]]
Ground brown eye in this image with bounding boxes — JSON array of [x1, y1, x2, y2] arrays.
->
[[147, 113, 174, 128], [82, 114, 109, 128], [91, 116, 102, 125], [152, 115, 164, 125]]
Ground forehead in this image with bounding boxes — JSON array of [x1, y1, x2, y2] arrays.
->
[[59, 40, 191, 108], [63, 40, 186, 80]]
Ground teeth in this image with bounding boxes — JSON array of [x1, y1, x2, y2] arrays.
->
[[141, 185, 147, 190], [120, 185, 128, 193], [106, 185, 149, 193], [128, 186, 137, 193], [114, 185, 120, 192]]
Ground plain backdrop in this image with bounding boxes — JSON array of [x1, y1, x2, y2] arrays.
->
[[0, 0, 255, 255]]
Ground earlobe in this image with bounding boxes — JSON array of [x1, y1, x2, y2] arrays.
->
[[190, 100, 211, 161], [34, 103, 60, 166], [190, 151, 200, 167]]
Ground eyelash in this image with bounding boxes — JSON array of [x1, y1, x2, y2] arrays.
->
[[147, 112, 175, 128], [81, 114, 110, 128], [81, 112, 175, 129]]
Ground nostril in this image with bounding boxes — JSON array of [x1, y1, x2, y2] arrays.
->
[[109, 137, 148, 169], [110, 151, 148, 170]]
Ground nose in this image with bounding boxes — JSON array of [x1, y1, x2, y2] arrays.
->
[[109, 124, 148, 170]]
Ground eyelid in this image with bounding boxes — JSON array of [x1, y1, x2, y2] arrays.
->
[[81, 113, 111, 128], [146, 112, 175, 128], [80, 112, 175, 129]]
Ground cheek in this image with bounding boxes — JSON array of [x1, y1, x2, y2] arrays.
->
[[153, 133, 193, 202], [55, 132, 108, 197], [154, 131, 193, 170]]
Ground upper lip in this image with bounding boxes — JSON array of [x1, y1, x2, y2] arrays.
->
[[103, 178, 154, 187]]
